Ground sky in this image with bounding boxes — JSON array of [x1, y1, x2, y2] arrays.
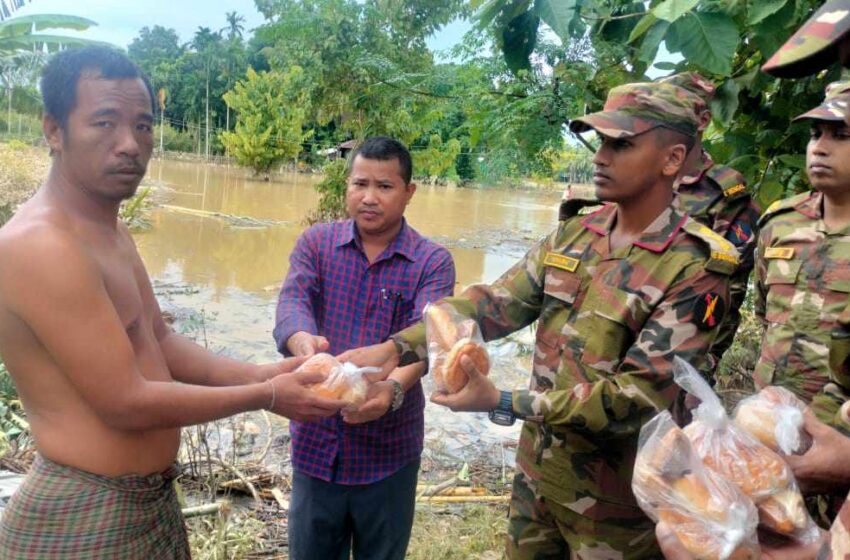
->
[[14, 0, 469, 54]]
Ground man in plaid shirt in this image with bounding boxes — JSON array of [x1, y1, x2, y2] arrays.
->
[[273, 136, 455, 560]]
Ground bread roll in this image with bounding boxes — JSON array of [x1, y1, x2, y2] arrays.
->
[[425, 304, 458, 350], [633, 423, 760, 560], [658, 510, 759, 560], [683, 421, 812, 538], [298, 353, 368, 407], [439, 338, 490, 393], [733, 387, 810, 455]]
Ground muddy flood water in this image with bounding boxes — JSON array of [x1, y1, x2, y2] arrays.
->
[[135, 159, 566, 468]]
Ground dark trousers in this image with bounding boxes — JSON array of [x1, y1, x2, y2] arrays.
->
[[288, 459, 420, 560]]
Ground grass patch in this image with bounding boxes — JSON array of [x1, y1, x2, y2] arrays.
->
[[0, 141, 48, 216], [407, 504, 508, 560]]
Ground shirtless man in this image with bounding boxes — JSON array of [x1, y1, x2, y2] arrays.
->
[[0, 46, 344, 559]]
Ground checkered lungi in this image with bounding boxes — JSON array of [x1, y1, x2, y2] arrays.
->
[[0, 454, 190, 559]]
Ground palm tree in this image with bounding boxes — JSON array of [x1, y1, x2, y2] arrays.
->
[[221, 12, 244, 41]]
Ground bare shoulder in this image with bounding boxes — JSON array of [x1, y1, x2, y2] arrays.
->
[[0, 208, 99, 305]]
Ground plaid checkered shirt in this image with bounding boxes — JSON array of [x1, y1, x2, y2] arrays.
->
[[273, 219, 455, 484]]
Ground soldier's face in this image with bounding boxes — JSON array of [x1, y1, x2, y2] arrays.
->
[[807, 121, 850, 194], [592, 130, 684, 203]]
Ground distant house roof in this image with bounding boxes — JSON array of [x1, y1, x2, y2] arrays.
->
[[338, 139, 358, 150]]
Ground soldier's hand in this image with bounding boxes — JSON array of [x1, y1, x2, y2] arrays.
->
[[266, 369, 347, 422], [337, 340, 399, 381], [286, 331, 330, 357], [430, 355, 500, 412], [784, 409, 850, 494]]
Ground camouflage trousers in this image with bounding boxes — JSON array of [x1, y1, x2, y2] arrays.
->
[[507, 472, 659, 560]]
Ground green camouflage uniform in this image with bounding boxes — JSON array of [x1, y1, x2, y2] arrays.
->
[[764, 5, 850, 553], [762, 0, 850, 80], [755, 81, 850, 414], [392, 83, 738, 559], [561, 72, 759, 372]]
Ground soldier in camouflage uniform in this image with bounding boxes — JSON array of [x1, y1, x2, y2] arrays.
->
[[344, 82, 739, 559], [754, 81, 850, 409], [562, 72, 759, 372], [760, 2, 850, 556]]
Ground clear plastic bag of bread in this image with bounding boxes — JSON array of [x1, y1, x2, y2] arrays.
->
[[295, 353, 379, 410], [423, 302, 490, 393], [673, 357, 820, 544], [732, 386, 812, 456], [633, 410, 760, 560]]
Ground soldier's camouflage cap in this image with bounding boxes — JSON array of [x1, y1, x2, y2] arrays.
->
[[762, 0, 850, 78], [658, 72, 716, 104], [569, 82, 701, 139], [793, 79, 850, 121]]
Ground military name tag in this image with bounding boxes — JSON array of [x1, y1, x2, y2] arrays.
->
[[723, 184, 746, 198], [543, 252, 579, 272], [765, 247, 795, 260]]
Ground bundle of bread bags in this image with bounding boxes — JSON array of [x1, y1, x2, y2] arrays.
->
[[423, 303, 490, 393], [633, 357, 820, 560]]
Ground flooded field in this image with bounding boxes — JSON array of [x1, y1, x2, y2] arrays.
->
[[135, 159, 566, 466]]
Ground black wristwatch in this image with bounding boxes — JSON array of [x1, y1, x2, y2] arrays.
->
[[488, 390, 516, 426], [388, 379, 404, 412]]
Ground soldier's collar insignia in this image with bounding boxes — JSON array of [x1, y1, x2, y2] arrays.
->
[[765, 247, 795, 260], [543, 252, 579, 272], [723, 184, 746, 198], [693, 292, 725, 331]]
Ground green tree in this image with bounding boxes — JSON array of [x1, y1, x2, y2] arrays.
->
[[220, 66, 312, 176], [476, 0, 835, 206]]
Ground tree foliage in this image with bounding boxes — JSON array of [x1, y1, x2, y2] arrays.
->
[[220, 66, 312, 176], [477, 0, 838, 207]]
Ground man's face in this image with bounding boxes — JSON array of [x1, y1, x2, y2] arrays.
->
[[807, 120, 850, 194], [345, 155, 415, 238], [45, 72, 154, 203], [591, 129, 683, 203]]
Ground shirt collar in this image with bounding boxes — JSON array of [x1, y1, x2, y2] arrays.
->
[[677, 149, 714, 186], [580, 200, 688, 253], [796, 190, 824, 221], [336, 218, 417, 262]]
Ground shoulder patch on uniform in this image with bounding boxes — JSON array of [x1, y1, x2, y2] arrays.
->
[[693, 292, 725, 331], [705, 165, 748, 199], [543, 252, 579, 272], [758, 191, 813, 228], [682, 219, 739, 275]]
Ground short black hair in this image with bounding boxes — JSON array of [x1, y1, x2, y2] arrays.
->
[[653, 126, 696, 153], [348, 136, 413, 184], [40, 46, 155, 128]]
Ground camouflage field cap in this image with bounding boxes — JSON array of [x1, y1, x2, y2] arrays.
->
[[569, 82, 701, 138], [762, 0, 850, 78], [793, 79, 850, 121], [658, 72, 716, 104]]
